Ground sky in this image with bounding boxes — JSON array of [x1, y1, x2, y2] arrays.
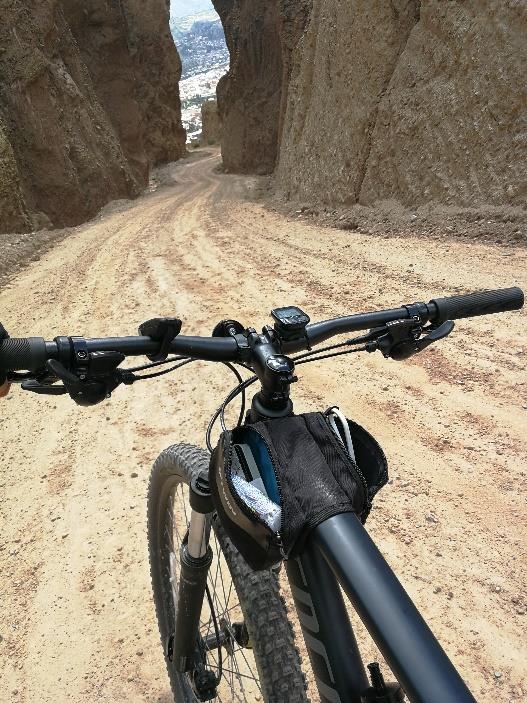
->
[[171, 0, 214, 19]]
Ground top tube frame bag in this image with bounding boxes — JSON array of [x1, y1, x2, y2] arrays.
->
[[210, 410, 388, 570]]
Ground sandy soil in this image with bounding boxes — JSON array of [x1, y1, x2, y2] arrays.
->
[[1, 151, 526, 703]]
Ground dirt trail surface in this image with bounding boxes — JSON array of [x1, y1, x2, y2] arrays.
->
[[1, 152, 526, 703]]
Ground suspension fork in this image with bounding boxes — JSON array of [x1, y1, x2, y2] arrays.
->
[[172, 470, 215, 673]]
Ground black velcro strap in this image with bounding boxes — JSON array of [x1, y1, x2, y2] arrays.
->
[[138, 317, 182, 362]]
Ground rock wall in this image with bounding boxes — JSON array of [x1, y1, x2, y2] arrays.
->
[[0, 117, 31, 233], [212, 0, 311, 174], [0, 0, 185, 235], [216, 0, 527, 209], [200, 100, 222, 145], [122, 0, 187, 165], [277, 0, 527, 209]]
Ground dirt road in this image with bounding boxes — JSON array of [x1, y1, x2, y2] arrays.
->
[[1, 152, 526, 702]]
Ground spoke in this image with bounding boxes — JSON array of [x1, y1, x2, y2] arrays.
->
[[182, 485, 189, 525], [235, 646, 262, 694], [231, 649, 247, 700], [210, 548, 223, 622], [209, 666, 259, 684], [225, 577, 234, 616], [207, 648, 219, 668], [219, 553, 231, 620], [204, 554, 222, 641]]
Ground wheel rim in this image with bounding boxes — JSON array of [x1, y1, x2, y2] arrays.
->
[[165, 481, 263, 702]]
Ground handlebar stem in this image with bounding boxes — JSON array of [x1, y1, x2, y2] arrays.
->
[[247, 328, 296, 413]]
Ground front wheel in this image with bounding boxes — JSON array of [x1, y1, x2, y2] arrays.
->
[[147, 442, 308, 702]]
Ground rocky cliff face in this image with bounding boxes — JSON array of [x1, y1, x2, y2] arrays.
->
[[212, 0, 311, 174], [200, 100, 222, 145], [0, 0, 185, 235], [216, 0, 527, 209], [122, 0, 186, 166]]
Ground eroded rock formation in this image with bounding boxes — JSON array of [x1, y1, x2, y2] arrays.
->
[[200, 100, 222, 145], [0, 0, 185, 234], [216, 0, 527, 209], [212, 0, 311, 174]]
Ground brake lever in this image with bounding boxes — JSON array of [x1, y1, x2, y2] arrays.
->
[[390, 320, 455, 360], [368, 319, 455, 361], [46, 352, 125, 406], [21, 377, 67, 395]]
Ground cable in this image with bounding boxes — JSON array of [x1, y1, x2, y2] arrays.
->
[[206, 375, 258, 453], [131, 358, 196, 380], [295, 345, 368, 365], [128, 359, 251, 389], [222, 363, 246, 428], [124, 355, 189, 372], [205, 345, 369, 452], [292, 332, 375, 362], [205, 582, 223, 685]]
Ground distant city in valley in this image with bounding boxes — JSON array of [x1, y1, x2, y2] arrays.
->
[[170, 0, 229, 141]]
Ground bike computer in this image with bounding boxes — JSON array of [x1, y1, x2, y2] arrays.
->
[[271, 306, 310, 341]]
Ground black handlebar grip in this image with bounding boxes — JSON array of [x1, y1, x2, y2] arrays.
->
[[0, 337, 47, 372], [430, 287, 524, 323]]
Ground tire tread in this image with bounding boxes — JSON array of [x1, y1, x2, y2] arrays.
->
[[148, 443, 308, 703]]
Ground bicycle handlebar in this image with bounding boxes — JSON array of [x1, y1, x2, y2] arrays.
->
[[0, 287, 523, 373], [429, 287, 524, 323], [0, 335, 239, 373], [301, 287, 523, 349]]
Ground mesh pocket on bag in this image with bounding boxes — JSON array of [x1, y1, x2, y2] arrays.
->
[[210, 412, 388, 570]]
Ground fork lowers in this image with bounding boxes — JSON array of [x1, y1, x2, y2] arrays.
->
[[173, 543, 213, 673]]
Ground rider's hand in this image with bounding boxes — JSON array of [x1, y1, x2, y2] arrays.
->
[[0, 322, 10, 398]]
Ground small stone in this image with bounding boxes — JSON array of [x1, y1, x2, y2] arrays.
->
[[61, 533, 69, 539], [136, 650, 143, 657], [447, 591, 454, 600], [493, 671, 502, 679], [433, 586, 442, 594], [130, 472, 138, 478]]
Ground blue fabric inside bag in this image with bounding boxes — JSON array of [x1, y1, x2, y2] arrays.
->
[[240, 427, 281, 505]]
